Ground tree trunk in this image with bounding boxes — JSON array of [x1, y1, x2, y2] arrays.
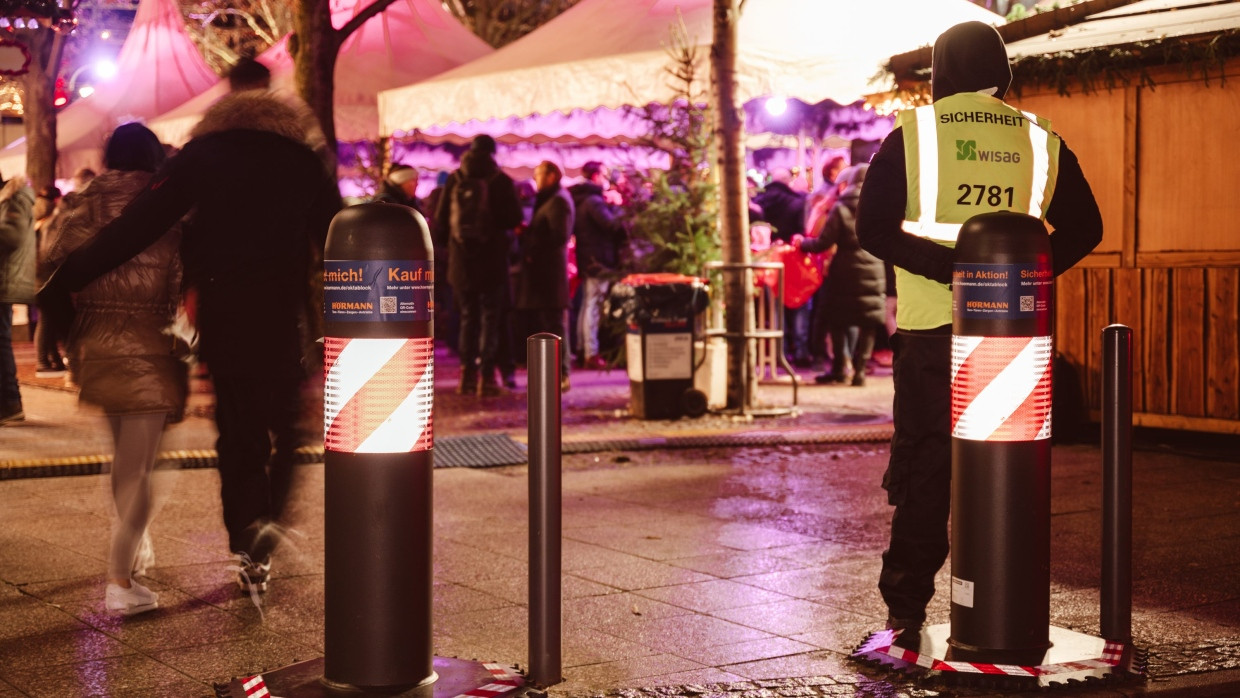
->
[[17, 29, 65, 191], [711, 0, 751, 410], [291, 0, 341, 163]]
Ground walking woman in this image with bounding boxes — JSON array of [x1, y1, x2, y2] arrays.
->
[[42, 123, 188, 615]]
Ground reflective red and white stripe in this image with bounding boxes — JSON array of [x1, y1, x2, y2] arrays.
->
[[324, 337, 433, 453], [241, 674, 269, 698], [879, 636, 1125, 676], [952, 335, 1052, 441], [449, 663, 523, 698]]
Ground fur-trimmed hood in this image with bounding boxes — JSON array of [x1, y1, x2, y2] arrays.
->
[[191, 90, 325, 151]]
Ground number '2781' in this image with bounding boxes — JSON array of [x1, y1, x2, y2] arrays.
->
[[956, 184, 1014, 207]]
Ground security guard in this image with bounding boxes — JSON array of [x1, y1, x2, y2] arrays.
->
[[856, 21, 1103, 633]]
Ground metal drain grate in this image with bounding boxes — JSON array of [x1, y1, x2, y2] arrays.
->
[[433, 433, 528, 468]]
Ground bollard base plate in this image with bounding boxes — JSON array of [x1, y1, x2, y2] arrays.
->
[[851, 623, 1146, 690], [215, 656, 523, 698]]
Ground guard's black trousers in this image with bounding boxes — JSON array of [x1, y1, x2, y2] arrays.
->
[[879, 331, 952, 626]]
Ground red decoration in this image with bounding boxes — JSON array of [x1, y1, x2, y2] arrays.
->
[[0, 39, 30, 76]]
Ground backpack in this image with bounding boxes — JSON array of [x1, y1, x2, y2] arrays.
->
[[450, 173, 493, 245]]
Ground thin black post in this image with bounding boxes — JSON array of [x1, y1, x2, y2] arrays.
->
[[1101, 324, 1133, 643], [527, 333, 562, 686]]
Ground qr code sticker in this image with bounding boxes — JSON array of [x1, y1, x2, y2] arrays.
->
[[380, 296, 397, 314], [1020, 296, 1034, 312]]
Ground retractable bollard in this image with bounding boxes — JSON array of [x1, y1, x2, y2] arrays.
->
[[527, 334, 563, 687], [322, 203, 436, 691], [1101, 324, 1133, 645], [851, 226, 1143, 685], [949, 211, 1054, 659]]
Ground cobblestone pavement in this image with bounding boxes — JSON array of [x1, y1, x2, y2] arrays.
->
[[3, 339, 1239, 698]]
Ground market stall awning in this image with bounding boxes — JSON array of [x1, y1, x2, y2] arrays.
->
[[378, 0, 1002, 138]]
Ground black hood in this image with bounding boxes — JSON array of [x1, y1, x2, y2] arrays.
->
[[931, 21, 1012, 101], [461, 149, 498, 179]]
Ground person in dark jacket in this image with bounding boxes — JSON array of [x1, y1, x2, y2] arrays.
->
[[753, 168, 807, 244], [798, 164, 884, 386], [434, 135, 523, 396], [856, 21, 1102, 634], [570, 161, 626, 369], [39, 88, 341, 596], [754, 168, 812, 364], [0, 169, 34, 425], [42, 123, 187, 615], [515, 161, 574, 389], [374, 164, 423, 213]]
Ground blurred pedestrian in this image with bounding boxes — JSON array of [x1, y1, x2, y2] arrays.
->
[[797, 164, 883, 386], [375, 164, 423, 213], [856, 21, 1102, 634], [0, 168, 34, 425], [516, 161, 574, 389], [434, 135, 523, 396], [570, 161, 626, 369], [754, 168, 811, 366], [42, 123, 188, 615], [39, 76, 341, 598], [33, 186, 66, 377]]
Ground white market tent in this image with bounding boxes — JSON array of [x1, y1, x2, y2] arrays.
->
[[148, 0, 493, 148], [0, 0, 217, 178], [377, 0, 1003, 141]]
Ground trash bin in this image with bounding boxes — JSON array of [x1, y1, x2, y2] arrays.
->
[[609, 273, 710, 419]]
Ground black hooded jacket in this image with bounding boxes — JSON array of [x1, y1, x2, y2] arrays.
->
[[434, 149, 523, 294], [856, 21, 1102, 331]]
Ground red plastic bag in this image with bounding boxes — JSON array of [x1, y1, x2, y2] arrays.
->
[[757, 243, 823, 309]]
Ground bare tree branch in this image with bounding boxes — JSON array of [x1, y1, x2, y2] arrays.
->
[[336, 0, 401, 41]]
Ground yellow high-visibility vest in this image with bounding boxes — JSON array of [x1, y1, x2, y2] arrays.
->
[[895, 92, 1061, 330]]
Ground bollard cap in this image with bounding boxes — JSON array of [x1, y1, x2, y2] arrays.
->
[[326, 202, 431, 262], [955, 212, 1049, 266]]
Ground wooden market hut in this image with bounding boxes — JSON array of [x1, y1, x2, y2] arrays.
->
[[883, 0, 1240, 435]]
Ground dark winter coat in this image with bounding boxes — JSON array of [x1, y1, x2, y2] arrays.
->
[[0, 180, 35, 304], [516, 183, 574, 310], [434, 149, 523, 294], [753, 180, 806, 243], [43, 170, 187, 419], [801, 165, 885, 328], [40, 91, 342, 369], [569, 181, 625, 277]]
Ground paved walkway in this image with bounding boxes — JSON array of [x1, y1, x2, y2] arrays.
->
[[1, 338, 1239, 698]]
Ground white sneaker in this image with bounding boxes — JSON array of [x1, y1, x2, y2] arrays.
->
[[105, 581, 159, 616], [133, 533, 155, 576]]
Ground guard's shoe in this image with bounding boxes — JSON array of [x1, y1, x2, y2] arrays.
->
[[235, 555, 272, 594], [885, 615, 924, 633], [0, 403, 23, 425], [851, 373, 866, 387], [35, 364, 66, 378], [813, 372, 845, 385], [105, 581, 159, 616]]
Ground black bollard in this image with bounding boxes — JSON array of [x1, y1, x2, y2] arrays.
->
[[1101, 324, 1133, 644], [949, 212, 1054, 658], [321, 203, 436, 691], [527, 333, 563, 687]]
